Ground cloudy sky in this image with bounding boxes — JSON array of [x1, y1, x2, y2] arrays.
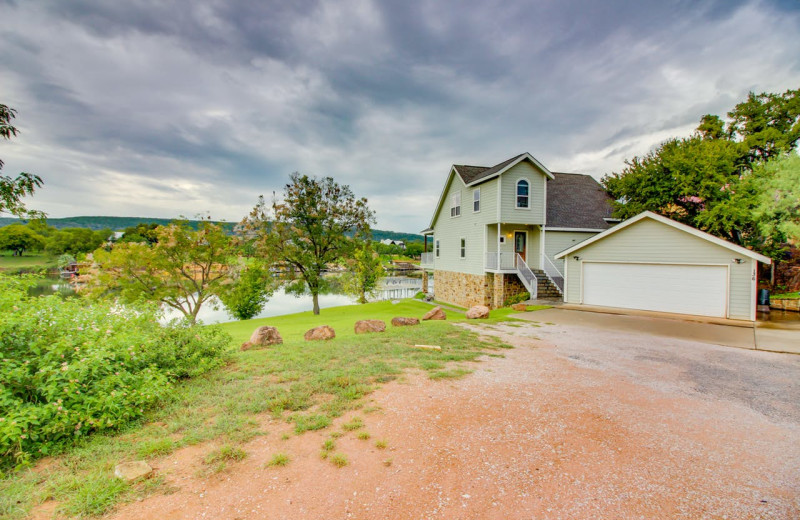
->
[[1, 0, 799, 232]]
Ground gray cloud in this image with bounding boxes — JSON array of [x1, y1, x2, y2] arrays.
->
[[0, 0, 798, 232]]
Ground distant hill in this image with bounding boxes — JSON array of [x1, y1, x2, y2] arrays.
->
[[0, 216, 423, 242]]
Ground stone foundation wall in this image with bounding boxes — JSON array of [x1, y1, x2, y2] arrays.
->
[[433, 270, 489, 308], [502, 274, 527, 304], [770, 298, 800, 312]]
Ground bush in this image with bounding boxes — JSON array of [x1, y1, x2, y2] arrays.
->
[[0, 275, 231, 469], [504, 291, 530, 306]]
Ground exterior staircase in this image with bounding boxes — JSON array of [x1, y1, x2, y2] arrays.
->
[[531, 269, 562, 299]]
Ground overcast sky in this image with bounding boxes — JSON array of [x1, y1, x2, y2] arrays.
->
[[1, 0, 799, 232]]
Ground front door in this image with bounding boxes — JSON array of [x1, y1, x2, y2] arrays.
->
[[514, 231, 527, 263]]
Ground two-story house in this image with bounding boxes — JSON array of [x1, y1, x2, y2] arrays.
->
[[420, 152, 615, 309]]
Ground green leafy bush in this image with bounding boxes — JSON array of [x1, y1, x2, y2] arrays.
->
[[0, 275, 231, 469], [504, 291, 530, 306]]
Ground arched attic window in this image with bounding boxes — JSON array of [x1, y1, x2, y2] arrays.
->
[[516, 179, 529, 208]]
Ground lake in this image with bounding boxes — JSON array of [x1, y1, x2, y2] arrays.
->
[[28, 273, 435, 325]]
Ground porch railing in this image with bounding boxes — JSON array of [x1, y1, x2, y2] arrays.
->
[[485, 252, 517, 270], [515, 253, 537, 299], [420, 252, 434, 267], [542, 256, 564, 294]]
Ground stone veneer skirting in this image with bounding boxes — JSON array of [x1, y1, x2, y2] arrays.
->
[[434, 270, 529, 310], [770, 298, 800, 312], [433, 270, 489, 309]]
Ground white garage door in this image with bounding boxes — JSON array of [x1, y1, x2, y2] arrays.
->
[[582, 262, 727, 317]]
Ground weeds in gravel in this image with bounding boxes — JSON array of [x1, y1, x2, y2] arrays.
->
[[383, 458, 393, 467], [322, 439, 336, 452], [429, 368, 473, 380], [357, 431, 371, 441], [375, 439, 388, 450]]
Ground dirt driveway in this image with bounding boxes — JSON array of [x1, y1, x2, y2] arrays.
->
[[109, 321, 800, 520]]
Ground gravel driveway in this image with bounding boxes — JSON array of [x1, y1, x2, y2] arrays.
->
[[107, 320, 800, 520]]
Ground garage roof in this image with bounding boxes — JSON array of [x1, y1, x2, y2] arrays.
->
[[555, 211, 772, 264]]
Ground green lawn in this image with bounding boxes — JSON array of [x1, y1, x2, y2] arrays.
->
[[0, 251, 57, 272], [772, 291, 800, 299], [1, 299, 546, 519]]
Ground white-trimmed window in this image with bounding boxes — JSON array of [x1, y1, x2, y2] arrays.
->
[[473, 188, 480, 212], [460, 238, 466, 258], [450, 192, 461, 217], [435, 240, 440, 257], [516, 179, 529, 208]]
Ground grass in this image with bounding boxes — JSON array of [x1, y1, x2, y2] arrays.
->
[[375, 439, 387, 449], [204, 444, 247, 472], [356, 431, 371, 441], [329, 453, 348, 468], [0, 251, 57, 272], [772, 291, 800, 299], [0, 298, 533, 518], [342, 417, 364, 431], [267, 453, 290, 467]]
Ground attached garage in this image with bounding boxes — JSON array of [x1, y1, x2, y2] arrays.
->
[[556, 212, 771, 321]]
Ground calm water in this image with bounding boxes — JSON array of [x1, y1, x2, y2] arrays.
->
[[28, 273, 435, 325]]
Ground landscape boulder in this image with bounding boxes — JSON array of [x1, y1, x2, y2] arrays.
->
[[391, 317, 420, 327], [304, 325, 336, 341], [114, 461, 153, 482], [466, 305, 490, 319], [248, 326, 283, 348], [354, 320, 386, 334], [422, 306, 446, 321], [511, 303, 527, 311]]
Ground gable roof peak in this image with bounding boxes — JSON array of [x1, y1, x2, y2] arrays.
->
[[454, 152, 553, 185]]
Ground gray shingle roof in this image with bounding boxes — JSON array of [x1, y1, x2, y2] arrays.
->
[[546, 172, 614, 230], [453, 153, 526, 185]]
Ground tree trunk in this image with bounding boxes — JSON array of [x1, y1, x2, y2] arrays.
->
[[312, 291, 320, 315]]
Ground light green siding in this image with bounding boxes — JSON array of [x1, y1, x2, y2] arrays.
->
[[487, 224, 541, 268], [563, 219, 755, 320], [431, 173, 496, 275], [545, 231, 598, 273], [499, 161, 546, 224]]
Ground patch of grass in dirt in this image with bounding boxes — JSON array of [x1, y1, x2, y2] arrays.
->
[[428, 368, 473, 380], [342, 416, 364, 431], [1, 299, 518, 518], [204, 445, 247, 473], [329, 453, 348, 468], [267, 453, 290, 467], [357, 431, 371, 441], [375, 439, 388, 450]]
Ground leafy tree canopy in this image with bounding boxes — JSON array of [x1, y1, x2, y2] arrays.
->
[[342, 240, 385, 304], [603, 88, 800, 260], [0, 104, 42, 217], [45, 227, 107, 256], [91, 220, 237, 324], [241, 173, 375, 315], [0, 224, 45, 256]]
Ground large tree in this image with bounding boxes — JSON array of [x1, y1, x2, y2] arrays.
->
[[242, 173, 375, 315], [1, 104, 42, 217], [603, 88, 800, 257], [0, 224, 45, 256], [342, 240, 385, 304], [91, 220, 236, 324]]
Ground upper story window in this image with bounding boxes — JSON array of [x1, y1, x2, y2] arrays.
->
[[450, 192, 461, 217], [460, 238, 466, 258], [435, 240, 440, 257], [516, 179, 529, 208], [473, 188, 480, 212]]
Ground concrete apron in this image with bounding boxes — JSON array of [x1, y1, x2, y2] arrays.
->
[[514, 307, 800, 355]]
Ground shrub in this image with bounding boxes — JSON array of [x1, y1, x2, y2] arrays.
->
[[504, 291, 530, 306], [0, 275, 231, 469]]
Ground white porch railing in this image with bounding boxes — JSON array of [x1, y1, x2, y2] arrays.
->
[[515, 253, 537, 299], [542, 256, 564, 294], [485, 252, 517, 270], [420, 252, 434, 267]]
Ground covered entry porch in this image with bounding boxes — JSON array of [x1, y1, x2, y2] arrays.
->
[[485, 223, 542, 272]]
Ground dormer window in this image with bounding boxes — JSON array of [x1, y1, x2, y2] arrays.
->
[[450, 192, 461, 217], [516, 179, 529, 208]]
